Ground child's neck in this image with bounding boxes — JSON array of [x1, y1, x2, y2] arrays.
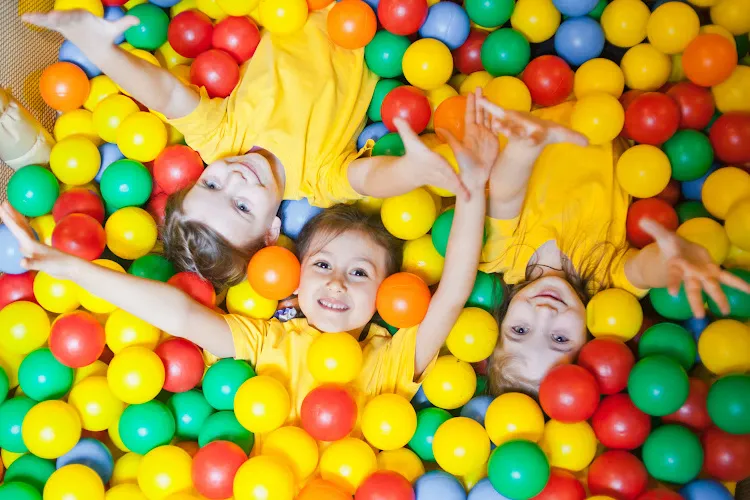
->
[[530, 240, 567, 278]]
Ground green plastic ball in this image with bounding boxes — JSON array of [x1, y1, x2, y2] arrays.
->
[[649, 285, 694, 321], [475, 375, 488, 396], [7, 165, 60, 217], [642, 424, 703, 484], [465, 0, 515, 28], [0, 482, 41, 500], [368, 79, 404, 122], [628, 355, 689, 416], [372, 133, 406, 157], [99, 159, 153, 211], [638, 323, 696, 371], [488, 440, 550, 499], [18, 348, 74, 401], [676, 201, 712, 224], [707, 374, 750, 435], [588, 0, 607, 19], [467, 271, 503, 310], [124, 3, 170, 51], [128, 254, 176, 282], [408, 407, 452, 461], [735, 34, 749, 60], [167, 389, 215, 441], [706, 268, 750, 320], [0, 396, 35, 453], [0, 367, 8, 404], [118, 400, 176, 455], [198, 410, 255, 454], [481, 28, 531, 77], [202, 358, 256, 411], [365, 32, 410, 78], [663, 130, 714, 182], [431, 208, 454, 257], [4, 454, 56, 493]]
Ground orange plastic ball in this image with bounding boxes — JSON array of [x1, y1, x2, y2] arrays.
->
[[247, 246, 301, 301], [433, 95, 467, 141], [307, 0, 334, 9], [40, 62, 91, 112], [327, 0, 377, 49], [297, 479, 351, 500], [376, 272, 431, 328], [682, 33, 738, 87]]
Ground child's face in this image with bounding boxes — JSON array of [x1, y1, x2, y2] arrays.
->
[[499, 276, 587, 383], [181, 152, 283, 248], [297, 231, 390, 334]]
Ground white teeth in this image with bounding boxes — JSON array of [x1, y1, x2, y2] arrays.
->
[[319, 299, 348, 311]]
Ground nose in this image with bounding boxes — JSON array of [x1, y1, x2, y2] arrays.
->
[[531, 297, 562, 314], [326, 273, 347, 293]]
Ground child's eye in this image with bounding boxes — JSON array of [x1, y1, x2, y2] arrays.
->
[[552, 334, 569, 344], [203, 180, 220, 190], [314, 261, 330, 270], [235, 200, 250, 213], [511, 326, 529, 335], [351, 268, 369, 278]]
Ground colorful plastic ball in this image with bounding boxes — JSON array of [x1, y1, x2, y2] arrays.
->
[[297, 479, 351, 500], [680, 480, 734, 500], [307, 332, 363, 384], [522, 56, 573, 107], [0, 301, 50, 355], [381, 86, 431, 135], [365, 33, 410, 79], [125, 3, 169, 51], [105, 308, 160, 354], [0, 225, 29, 276], [153, 145, 203, 195], [318, 443, 378, 497], [192, 441, 246, 499], [39, 62, 90, 112], [480, 29, 530, 78], [300, 385, 357, 441], [53, 109, 99, 144], [107, 346, 165, 405], [587, 451, 648, 500], [212, 16, 261, 64], [216, 0, 258, 14], [649, 285, 694, 321], [646, 2, 700, 55], [681, 35, 736, 89], [84, 75, 118, 112], [0, 396, 35, 452], [33, 271, 80, 314], [56, 438, 114, 484], [626, 198, 678, 248], [328, 0, 377, 49], [620, 44, 671, 91], [616, 146, 671, 199], [116, 111, 168, 163], [402, 39, 454, 91], [467, 478, 510, 500], [453, 30, 486, 75], [18, 347, 74, 401], [233, 375, 290, 434], [712, 66, 750, 113], [540, 420, 597, 472], [445, 307, 498, 363], [168, 272, 216, 308], [571, 93, 624, 145], [118, 401, 176, 455], [487, 440, 549, 499], [402, 235, 444, 286], [48, 311, 105, 369], [167, 10, 213, 58], [417, 2, 470, 50], [0, 482, 41, 500], [432, 417, 490, 476], [111, 452, 142, 487], [483, 393, 543, 447], [639, 322, 696, 371], [408, 407, 452, 461], [260, 426, 318, 483], [710, 0, 750, 35], [128, 254, 176, 283], [482, 77, 530, 114], [600, 0, 650, 48], [166, 390, 214, 441], [357, 122, 389, 151], [50, 213, 105, 261], [202, 358, 255, 410], [377, 0, 428, 35], [539, 365, 600, 423], [50, 136, 101, 186], [707, 374, 750, 434], [706, 269, 750, 319], [375, 272, 431, 328], [662, 130, 714, 182], [92, 95, 139, 144], [246, 246, 300, 301], [355, 471, 414, 500], [52, 188, 104, 224], [137, 445, 193, 500], [642, 424, 703, 484], [666, 82, 715, 131], [623, 92, 679, 145], [585, 288, 643, 341], [21, 400, 81, 459], [0, 273, 36, 312], [433, 95, 467, 140], [555, 17, 605, 67], [68, 376, 124, 432], [105, 207, 158, 260], [726, 199, 750, 252], [199, 410, 255, 454], [4, 454, 56, 492], [701, 426, 750, 482], [510, 0, 560, 43], [233, 456, 294, 500], [677, 217, 730, 264], [376, 448, 424, 484], [532, 469, 585, 500], [421, 355, 475, 410], [628, 355, 689, 416], [278, 198, 325, 240], [361, 394, 417, 451], [225, 279, 278, 319], [7, 165, 60, 218], [574, 58, 624, 99], [414, 471, 465, 500], [44, 464, 105, 500], [153, 338, 203, 393], [709, 112, 750, 165], [592, 393, 651, 450], [258, 0, 309, 35]]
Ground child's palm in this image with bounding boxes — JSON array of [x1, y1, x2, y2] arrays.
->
[[22, 9, 139, 46]]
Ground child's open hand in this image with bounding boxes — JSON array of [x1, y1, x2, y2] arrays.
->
[[22, 9, 139, 49], [640, 218, 750, 319]]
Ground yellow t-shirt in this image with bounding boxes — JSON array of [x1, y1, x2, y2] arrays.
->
[[479, 102, 646, 297], [167, 9, 378, 208]]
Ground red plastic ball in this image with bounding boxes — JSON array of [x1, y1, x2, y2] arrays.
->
[[577, 338, 635, 395], [654, 179, 681, 206], [168, 271, 217, 308], [49, 310, 106, 368], [709, 112, 750, 165], [102, 0, 128, 5], [212, 16, 262, 64], [626, 198, 679, 249], [701, 426, 750, 482], [381, 86, 431, 134], [377, 0, 429, 36], [376, 272, 431, 329], [328, 0, 378, 50], [168, 10, 214, 58], [666, 82, 715, 131], [453, 30, 487, 75], [662, 378, 711, 432], [522, 56, 573, 107], [52, 188, 105, 224], [300, 385, 358, 442], [51, 213, 106, 261], [637, 491, 684, 500], [147, 192, 168, 228], [192, 440, 247, 499], [355, 471, 415, 500], [533, 468, 586, 500], [190, 49, 240, 98], [247, 246, 301, 301], [623, 92, 680, 146], [154, 338, 204, 393], [0, 272, 36, 309], [153, 145, 204, 195], [587, 451, 648, 500], [539, 365, 600, 423], [591, 393, 651, 451]]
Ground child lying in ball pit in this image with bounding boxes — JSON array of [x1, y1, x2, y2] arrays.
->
[[477, 97, 750, 397], [23, 8, 469, 290]]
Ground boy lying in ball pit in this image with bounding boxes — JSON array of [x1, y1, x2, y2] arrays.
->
[[23, 8, 470, 291]]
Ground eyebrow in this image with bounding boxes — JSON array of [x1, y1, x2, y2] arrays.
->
[[314, 250, 379, 270]]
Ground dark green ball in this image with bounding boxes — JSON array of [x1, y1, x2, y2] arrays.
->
[[588, 0, 608, 19], [7, 165, 60, 217], [0, 482, 41, 500], [125, 3, 170, 51], [706, 268, 750, 320], [676, 201, 712, 224], [465, 0, 515, 28], [488, 440, 550, 499], [628, 355, 689, 416], [663, 130, 714, 182], [198, 410, 255, 454], [643, 424, 703, 484], [408, 407, 452, 461], [99, 159, 153, 211], [467, 271, 503, 310], [707, 374, 750, 435], [0, 367, 8, 405], [368, 79, 403, 122], [735, 34, 749, 59], [118, 400, 176, 454], [372, 133, 405, 157], [167, 390, 215, 441], [638, 322, 696, 371], [0, 397, 35, 453], [18, 348, 74, 401], [431, 208, 454, 257], [650, 285, 694, 321], [4, 455, 55, 493], [202, 358, 256, 411], [128, 254, 176, 282], [365, 32, 410, 78], [481, 28, 531, 77]]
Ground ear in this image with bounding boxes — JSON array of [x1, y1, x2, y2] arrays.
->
[[264, 216, 281, 246]]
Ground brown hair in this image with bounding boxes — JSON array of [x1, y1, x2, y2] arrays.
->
[[296, 204, 402, 276], [162, 187, 264, 290]]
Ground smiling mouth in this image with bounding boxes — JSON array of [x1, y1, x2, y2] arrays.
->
[[533, 289, 566, 305], [237, 161, 263, 185], [318, 298, 350, 312]]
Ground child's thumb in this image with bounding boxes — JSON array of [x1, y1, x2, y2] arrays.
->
[[113, 16, 140, 34]]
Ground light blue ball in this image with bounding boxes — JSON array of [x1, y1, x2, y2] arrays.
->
[[59, 41, 102, 78], [411, 385, 433, 411], [460, 395, 493, 426], [0, 225, 28, 275], [149, 0, 182, 6], [680, 480, 734, 500], [415, 471, 467, 500], [279, 198, 324, 240], [56, 438, 114, 484], [468, 478, 512, 500], [681, 163, 718, 201], [104, 7, 127, 45], [419, 2, 471, 50], [358, 122, 390, 150], [362, 0, 380, 9], [96, 142, 125, 183], [552, 0, 598, 16], [554, 17, 604, 67]]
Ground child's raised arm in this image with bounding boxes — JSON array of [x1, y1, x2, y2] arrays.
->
[[23, 10, 199, 120], [0, 202, 234, 358], [413, 91, 496, 376]]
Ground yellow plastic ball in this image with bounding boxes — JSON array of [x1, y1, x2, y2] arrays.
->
[[701, 167, 750, 220], [50, 135, 101, 186], [218, 0, 260, 15], [226, 279, 278, 319], [377, 448, 425, 483], [125, 0, 148, 7], [698, 319, 750, 375], [601, 0, 651, 48], [710, 0, 750, 35], [233, 375, 290, 433], [93, 94, 139, 144], [446, 307, 499, 363], [676, 217, 730, 265], [616, 144, 672, 198], [724, 243, 750, 270], [106, 484, 148, 500], [586, 288, 643, 341], [484, 76, 532, 112], [45, 464, 105, 500], [725, 199, 750, 251], [402, 39, 454, 91], [712, 66, 750, 113], [511, 0, 560, 43], [68, 375, 125, 431], [107, 346, 165, 404], [108, 416, 130, 453], [357, 196, 385, 216], [112, 453, 143, 486], [449, 73, 468, 92], [422, 355, 476, 410], [307, 332, 363, 384], [0, 349, 23, 388], [647, 2, 700, 54], [620, 43, 672, 91], [570, 93, 624, 145], [262, 426, 319, 481], [402, 234, 445, 286], [362, 394, 417, 451], [319, 438, 378, 494], [574, 59, 625, 99], [84, 75, 119, 112], [155, 42, 193, 69], [137, 446, 193, 500], [258, 0, 308, 34], [33, 271, 80, 314], [1, 449, 25, 468], [432, 417, 491, 476], [30, 214, 56, 246], [73, 359, 108, 385], [0, 301, 50, 355], [381, 188, 438, 240], [106, 308, 161, 353], [172, 0, 199, 16], [700, 24, 737, 45], [105, 207, 158, 260], [459, 71, 493, 96], [54, 0, 104, 16], [197, 0, 230, 19], [116, 111, 168, 162], [425, 84, 458, 131], [541, 420, 597, 472], [668, 53, 685, 83], [426, 144, 460, 197], [484, 392, 544, 445], [78, 259, 126, 314], [21, 400, 81, 459], [54, 109, 101, 144], [232, 455, 294, 500]]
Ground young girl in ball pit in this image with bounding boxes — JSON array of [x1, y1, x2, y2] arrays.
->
[[23, 8, 470, 291], [476, 97, 750, 397]]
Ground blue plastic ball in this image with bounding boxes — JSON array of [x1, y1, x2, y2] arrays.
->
[[279, 198, 324, 240], [104, 7, 127, 45], [56, 438, 114, 484], [468, 479, 512, 500], [0, 225, 29, 275], [552, 0, 598, 16], [415, 471, 467, 500], [96, 142, 125, 183], [411, 385, 433, 411], [149, 0, 181, 6], [680, 480, 734, 500], [681, 163, 718, 201], [59, 40, 101, 78], [362, 0, 380, 9], [460, 395, 493, 426], [418, 2, 471, 50], [357, 122, 389, 150], [554, 17, 604, 66]]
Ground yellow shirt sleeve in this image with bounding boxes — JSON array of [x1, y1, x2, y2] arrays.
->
[[202, 314, 270, 367], [304, 140, 373, 208], [479, 216, 521, 274]]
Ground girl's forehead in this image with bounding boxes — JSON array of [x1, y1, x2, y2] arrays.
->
[[303, 230, 389, 267]]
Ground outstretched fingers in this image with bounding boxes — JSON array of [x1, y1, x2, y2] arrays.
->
[[719, 270, 750, 295], [0, 202, 35, 246], [684, 276, 706, 319]]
